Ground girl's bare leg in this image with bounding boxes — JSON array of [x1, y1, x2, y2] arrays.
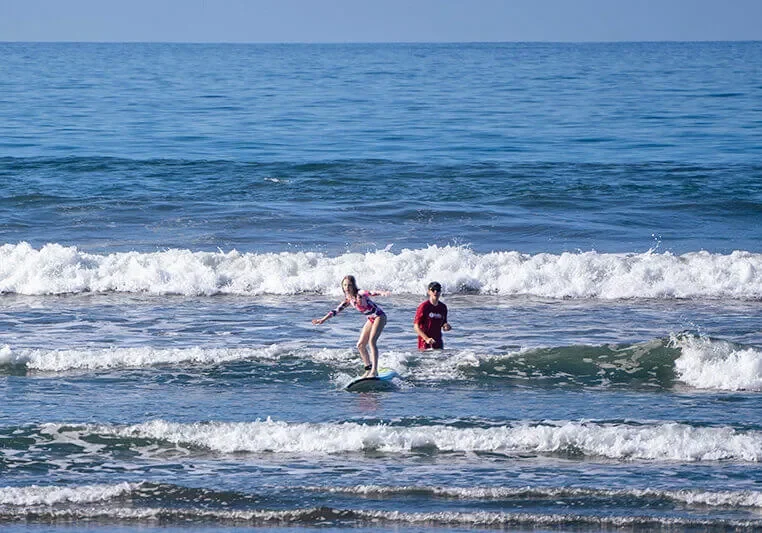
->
[[357, 320, 372, 376], [366, 315, 386, 377]]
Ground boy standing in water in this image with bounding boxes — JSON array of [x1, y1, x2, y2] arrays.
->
[[414, 281, 452, 350]]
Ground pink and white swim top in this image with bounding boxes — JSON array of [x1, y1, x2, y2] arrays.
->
[[330, 290, 386, 319]]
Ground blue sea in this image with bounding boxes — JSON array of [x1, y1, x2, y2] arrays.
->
[[2, 41, 762, 531]]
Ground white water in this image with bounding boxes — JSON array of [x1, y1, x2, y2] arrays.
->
[[2, 481, 761, 509], [0, 483, 137, 506], [3, 242, 762, 298], [37, 418, 762, 462], [6, 333, 762, 394], [673, 334, 762, 391]]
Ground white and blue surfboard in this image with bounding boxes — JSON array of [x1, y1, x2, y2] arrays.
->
[[345, 367, 400, 392]]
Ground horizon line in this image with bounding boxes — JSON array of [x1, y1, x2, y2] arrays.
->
[[2, 39, 761, 45]]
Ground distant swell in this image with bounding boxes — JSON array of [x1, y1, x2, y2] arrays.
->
[[3, 242, 762, 299]]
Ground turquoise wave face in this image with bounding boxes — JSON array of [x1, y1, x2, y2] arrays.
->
[[455, 339, 681, 388]]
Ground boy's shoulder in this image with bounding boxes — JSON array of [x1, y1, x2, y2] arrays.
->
[[418, 299, 446, 310]]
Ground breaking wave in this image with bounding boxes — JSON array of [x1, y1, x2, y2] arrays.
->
[[3, 333, 760, 392], [3, 242, 762, 299], [1, 482, 761, 528], [30, 418, 762, 462]]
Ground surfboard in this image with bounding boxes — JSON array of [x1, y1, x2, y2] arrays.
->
[[345, 367, 400, 392]]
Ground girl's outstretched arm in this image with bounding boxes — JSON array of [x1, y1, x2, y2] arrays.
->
[[312, 313, 330, 325], [368, 290, 391, 297], [312, 299, 349, 325]]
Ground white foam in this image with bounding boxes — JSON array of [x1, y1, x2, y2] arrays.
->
[[3, 242, 762, 298], [2, 344, 405, 374], [3, 481, 760, 512], [409, 348, 505, 382], [0, 505, 755, 529], [3, 344, 289, 371], [672, 334, 762, 391], [0, 344, 18, 365], [331, 350, 411, 388], [0, 482, 136, 506], [310, 484, 762, 508], [70, 418, 762, 462]]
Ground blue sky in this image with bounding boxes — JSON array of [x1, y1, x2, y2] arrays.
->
[[2, 0, 761, 43]]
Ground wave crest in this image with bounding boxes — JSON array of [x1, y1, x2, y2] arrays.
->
[[35, 418, 762, 462], [3, 242, 762, 298], [672, 333, 762, 391]]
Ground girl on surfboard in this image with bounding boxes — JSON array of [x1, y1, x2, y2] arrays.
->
[[312, 275, 389, 378]]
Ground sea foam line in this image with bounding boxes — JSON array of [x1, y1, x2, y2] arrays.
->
[[3, 242, 762, 298], [0, 344, 289, 371], [3, 482, 760, 510], [40, 418, 762, 462], [308, 484, 762, 508], [0, 483, 137, 506], [0, 505, 758, 529]]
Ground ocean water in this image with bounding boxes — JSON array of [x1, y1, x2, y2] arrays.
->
[[1, 41, 762, 531]]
